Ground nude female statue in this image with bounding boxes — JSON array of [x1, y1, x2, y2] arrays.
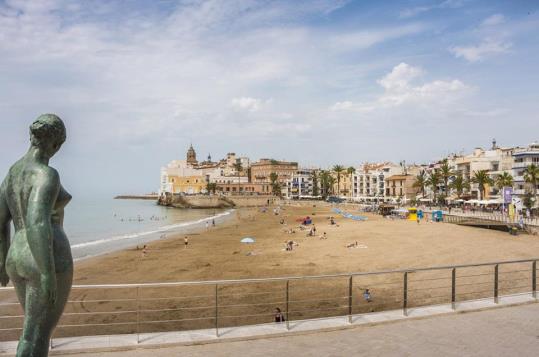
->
[[0, 114, 73, 357]]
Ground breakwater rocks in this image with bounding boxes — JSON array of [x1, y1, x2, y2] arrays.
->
[[158, 194, 275, 208], [114, 195, 158, 200]]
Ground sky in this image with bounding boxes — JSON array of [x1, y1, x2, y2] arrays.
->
[[1, 0, 538, 196]]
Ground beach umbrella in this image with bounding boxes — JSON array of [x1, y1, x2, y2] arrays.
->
[[241, 237, 255, 244]]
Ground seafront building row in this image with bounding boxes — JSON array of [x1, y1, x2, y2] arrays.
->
[[159, 140, 539, 210]]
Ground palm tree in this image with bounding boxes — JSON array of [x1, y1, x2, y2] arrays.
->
[[319, 170, 330, 198], [471, 170, 493, 200], [523, 164, 539, 198], [233, 162, 243, 194], [346, 166, 356, 200], [439, 160, 455, 198], [269, 172, 280, 196], [327, 175, 336, 195], [413, 170, 427, 198], [332, 165, 345, 197], [426, 170, 441, 202], [449, 173, 470, 199], [495, 172, 513, 190], [311, 170, 319, 197]]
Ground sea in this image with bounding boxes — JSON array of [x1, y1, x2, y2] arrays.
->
[[61, 196, 232, 260]]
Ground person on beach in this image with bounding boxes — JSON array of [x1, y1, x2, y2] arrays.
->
[[184, 236, 189, 249], [363, 289, 372, 303], [312, 225, 316, 235], [274, 308, 285, 323], [212, 219, 216, 227], [205, 221, 209, 230], [321, 232, 327, 240], [142, 245, 148, 257]]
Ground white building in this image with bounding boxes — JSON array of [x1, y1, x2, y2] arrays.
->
[[352, 163, 402, 202], [282, 169, 318, 199], [512, 142, 539, 203], [448, 141, 516, 199]]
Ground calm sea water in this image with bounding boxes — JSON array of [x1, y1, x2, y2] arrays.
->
[[62, 197, 231, 259]]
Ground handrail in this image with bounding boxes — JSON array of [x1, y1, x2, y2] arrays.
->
[[1, 258, 537, 291]]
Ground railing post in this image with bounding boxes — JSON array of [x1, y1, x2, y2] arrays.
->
[[136, 286, 140, 344], [348, 275, 353, 324], [215, 284, 219, 337], [494, 264, 499, 304], [286, 280, 290, 330], [532, 261, 537, 299], [451, 268, 456, 310], [403, 272, 408, 316]]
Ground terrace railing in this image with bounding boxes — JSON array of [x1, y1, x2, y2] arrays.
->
[[1, 258, 538, 344]]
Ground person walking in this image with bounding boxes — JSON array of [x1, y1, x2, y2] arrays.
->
[[184, 236, 189, 249]]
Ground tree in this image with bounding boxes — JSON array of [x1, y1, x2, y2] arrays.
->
[[269, 172, 281, 196], [523, 164, 539, 198], [346, 166, 356, 199], [439, 160, 455, 198], [450, 173, 470, 198], [205, 182, 218, 194], [332, 165, 345, 196], [413, 170, 427, 198], [233, 162, 243, 194], [319, 170, 330, 198], [471, 170, 493, 200], [426, 170, 441, 202], [311, 170, 319, 197], [523, 189, 535, 212], [495, 172, 513, 190]]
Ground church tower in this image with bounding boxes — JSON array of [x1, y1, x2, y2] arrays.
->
[[186, 144, 198, 166]]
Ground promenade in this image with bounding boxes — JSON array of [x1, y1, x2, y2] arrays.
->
[[61, 302, 539, 357]]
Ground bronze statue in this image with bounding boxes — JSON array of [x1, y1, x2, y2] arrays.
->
[[0, 114, 73, 356]]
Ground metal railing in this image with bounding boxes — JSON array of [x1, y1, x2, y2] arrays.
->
[[427, 209, 539, 227], [1, 258, 538, 343]]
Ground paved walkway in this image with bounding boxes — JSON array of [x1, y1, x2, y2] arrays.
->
[[59, 303, 539, 357]]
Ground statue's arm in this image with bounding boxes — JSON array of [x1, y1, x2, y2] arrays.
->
[[0, 179, 11, 286], [26, 169, 59, 300]]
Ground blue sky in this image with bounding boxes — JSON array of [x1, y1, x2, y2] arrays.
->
[[1, 0, 538, 196]]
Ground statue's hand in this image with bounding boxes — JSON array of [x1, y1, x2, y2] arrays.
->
[[0, 269, 8, 287], [41, 273, 57, 305]]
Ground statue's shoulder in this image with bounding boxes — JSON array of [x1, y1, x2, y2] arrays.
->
[[32, 166, 60, 187]]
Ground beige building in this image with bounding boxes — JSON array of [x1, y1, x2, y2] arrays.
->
[[167, 175, 207, 194], [217, 182, 272, 195], [250, 159, 298, 184], [385, 174, 418, 202], [448, 140, 517, 199]]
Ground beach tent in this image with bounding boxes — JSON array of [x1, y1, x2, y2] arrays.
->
[[240, 237, 255, 244]]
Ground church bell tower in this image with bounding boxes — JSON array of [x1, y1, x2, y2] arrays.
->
[[186, 144, 198, 166]]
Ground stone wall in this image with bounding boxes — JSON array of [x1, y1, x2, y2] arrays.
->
[[158, 194, 279, 208]]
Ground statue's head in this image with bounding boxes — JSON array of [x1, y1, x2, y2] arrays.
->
[[29, 114, 66, 157]]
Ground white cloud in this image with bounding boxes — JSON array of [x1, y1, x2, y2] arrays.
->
[[331, 63, 469, 112], [400, 0, 465, 18], [230, 97, 269, 112], [330, 24, 424, 51], [482, 14, 505, 26], [450, 39, 511, 62]]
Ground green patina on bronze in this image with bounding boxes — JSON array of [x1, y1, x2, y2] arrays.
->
[[0, 114, 73, 357]]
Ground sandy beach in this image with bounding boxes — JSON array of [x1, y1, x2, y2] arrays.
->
[[74, 203, 539, 284], [3, 203, 539, 342]]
